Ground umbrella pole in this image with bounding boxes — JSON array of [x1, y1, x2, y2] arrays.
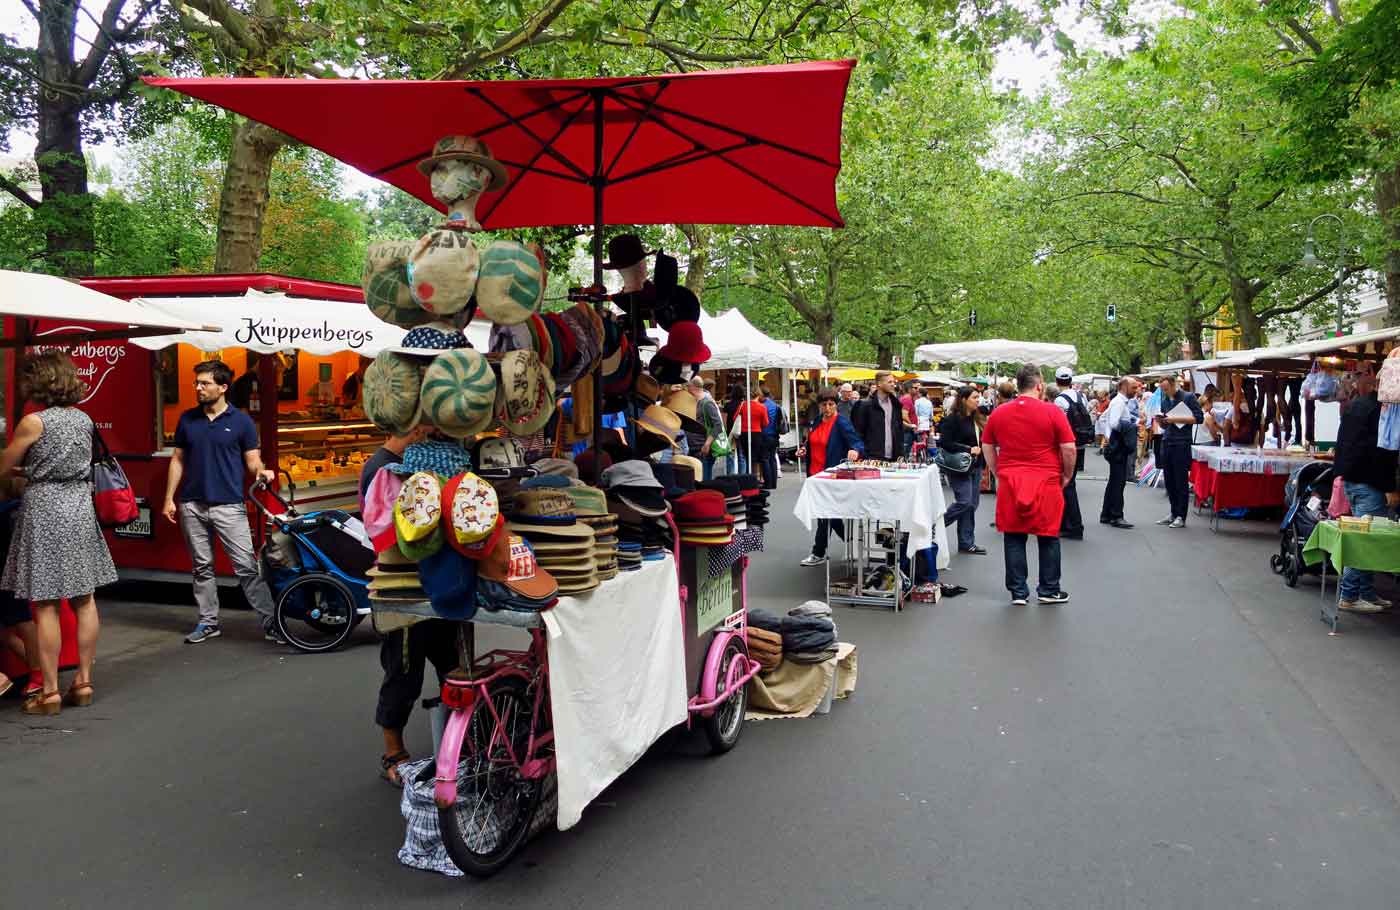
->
[[590, 89, 605, 476], [9, 316, 29, 434], [745, 357, 751, 474], [793, 370, 802, 476]]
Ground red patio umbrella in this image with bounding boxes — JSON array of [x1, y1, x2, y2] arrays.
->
[[145, 60, 854, 280]]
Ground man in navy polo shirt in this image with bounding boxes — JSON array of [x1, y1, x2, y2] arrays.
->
[[162, 359, 280, 644]]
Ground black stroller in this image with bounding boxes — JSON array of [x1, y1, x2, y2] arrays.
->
[[1270, 460, 1335, 588]]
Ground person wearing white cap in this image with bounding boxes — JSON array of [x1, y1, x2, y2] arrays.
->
[[1052, 367, 1093, 540]]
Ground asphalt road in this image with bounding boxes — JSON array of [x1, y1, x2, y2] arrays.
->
[[7, 471, 1400, 909]]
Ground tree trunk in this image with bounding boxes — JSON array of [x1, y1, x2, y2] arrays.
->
[[1377, 163, 1400, 324], [214, 119, 293, 273], [34, 103, 92, 277], [677, 223, 708, 296], [875, 343, 892, 369], [1183, 313, 1205, 359], [1220, 230, 1266, 349]]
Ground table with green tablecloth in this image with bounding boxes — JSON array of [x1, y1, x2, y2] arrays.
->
[[1302, 519, 1400, 630]]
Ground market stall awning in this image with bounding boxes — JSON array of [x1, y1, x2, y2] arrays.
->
[[1, 269, 220, 346], [125, 289, 490, 355], [145, 61, 853, 231], [914, 338, 1077, 369], [1143, 327, 1400, 375]]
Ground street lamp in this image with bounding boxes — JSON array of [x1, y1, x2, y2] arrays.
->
[[1301, 213, 1347, 337], [735, 235, 759, 284]]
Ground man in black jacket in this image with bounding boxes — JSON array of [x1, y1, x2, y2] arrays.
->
[[1334, 377, 1397, 612], [854, 370, 906, 460], [1152, 375, 1204, 529]]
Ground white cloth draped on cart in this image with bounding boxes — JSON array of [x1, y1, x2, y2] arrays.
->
[[791, 465, 950, 568], [541, 555, 688, 830]]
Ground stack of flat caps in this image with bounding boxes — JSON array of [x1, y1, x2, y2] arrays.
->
[[698, 477, 746, 532], [565, 484, 617, 581], [477, 534, 559, 613], [672, 489, 736, 547], [367, 545, 427, 603], [732, 473, 770, 528], [600, 460, 670, 518], [508, 488, 598, 594], [616, 540, 643, 572]]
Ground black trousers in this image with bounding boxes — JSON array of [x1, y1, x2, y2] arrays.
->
[[375, 619, 459, 731], [1060, 449, 1085, 536], [1100, 449, 1131, 522], [760, 435, 779, 489], [812, 518, 845, 557], [1161, 444, 1191, 520]]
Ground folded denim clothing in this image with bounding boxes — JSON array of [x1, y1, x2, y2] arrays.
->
[[747, 607, 783, 634], [786, 646, 839, 664], [779, 613, 835, 652]]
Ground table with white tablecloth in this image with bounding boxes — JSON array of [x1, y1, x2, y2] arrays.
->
[[793, 465, 950, 610]]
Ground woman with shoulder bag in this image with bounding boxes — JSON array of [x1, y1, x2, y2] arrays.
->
[[0, 352, 116, 715], [939, 387, 988, 555]]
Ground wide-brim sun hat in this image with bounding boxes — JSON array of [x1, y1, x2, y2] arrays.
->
[[420, 348, 497, 437], [416, 134, 509, 190], [636, 403, 683, 447], [661, 386, 704, 433]]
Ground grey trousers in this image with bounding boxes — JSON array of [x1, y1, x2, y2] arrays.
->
[[178, 501, 276, 627]]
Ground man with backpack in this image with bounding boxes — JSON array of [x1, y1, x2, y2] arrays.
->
[[760, 385, 785, 489], [1053, 368, 1094, 540]]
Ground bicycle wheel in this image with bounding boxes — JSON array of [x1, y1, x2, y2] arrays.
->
[[702, 637, 749, 755], [274, 574, 357, 653], [438, 677, 543, 877]]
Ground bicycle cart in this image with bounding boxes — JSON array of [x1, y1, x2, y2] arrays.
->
[[400, 516, 759, 877]]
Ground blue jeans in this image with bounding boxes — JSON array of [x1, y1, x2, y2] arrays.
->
[[1340, 482, 1390, 601], [701, 454, 715, 482], [1003, 533, 1061, 599], [944, 466, 982, 550]]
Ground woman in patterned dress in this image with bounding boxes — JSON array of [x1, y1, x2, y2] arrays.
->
[[0, 352, 116, 715]]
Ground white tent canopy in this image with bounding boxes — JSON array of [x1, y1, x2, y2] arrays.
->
[[2, 270, 220, 345], [915, 338, 1077, 369], [126, 289, 490, 355], [650, 308, 826, 370]]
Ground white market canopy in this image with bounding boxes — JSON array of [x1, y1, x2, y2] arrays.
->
[[1143, 325, 1400, 374], [1, 269, 220, 347], [915, 338, 1077, 369], [652, 308, 827, 370], [126, 289, 491, 356]]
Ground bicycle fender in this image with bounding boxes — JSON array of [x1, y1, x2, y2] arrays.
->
[[433, 708, 472, 810], [697, 630, 745, 719]]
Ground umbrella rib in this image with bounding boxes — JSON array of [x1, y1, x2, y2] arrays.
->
[[471, 87, 593, 140], [366, 88, 593, 179], [607, 94, 841, 226], [606, 139, 754, 185], [467, 87, 591, 181], [480, 99, 595, 225], [601, 81, 670, 181], [609, 90, 839, 169]]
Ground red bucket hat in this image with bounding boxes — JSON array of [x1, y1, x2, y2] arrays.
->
[[658, 320, 710, 365]]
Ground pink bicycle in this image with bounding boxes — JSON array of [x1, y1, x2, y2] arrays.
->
[[426, 518, 759, 877]]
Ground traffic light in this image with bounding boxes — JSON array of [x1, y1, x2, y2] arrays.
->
[[1106, 304, 1116, 323], [968, 309, 977, 327]]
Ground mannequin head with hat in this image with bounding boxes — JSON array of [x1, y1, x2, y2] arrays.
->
[[417, 135, 509, 231], [603, 233, 649, 293]]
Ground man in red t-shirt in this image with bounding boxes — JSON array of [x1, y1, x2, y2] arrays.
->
[[981, 364, 1077, 606]]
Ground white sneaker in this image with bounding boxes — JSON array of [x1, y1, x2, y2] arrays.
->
[[1156, 516, 1174, 526], [1169, 517, 1185, 529], [1340, 599, 1385, 613], [799, 554, 827, 568], [1367, 595, 1393, 609]]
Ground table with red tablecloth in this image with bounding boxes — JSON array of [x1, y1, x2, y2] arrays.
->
[[1190, 446, 1319, 512]]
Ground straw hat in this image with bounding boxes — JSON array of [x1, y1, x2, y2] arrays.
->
[[661, 385, 704, 433], [363, 351, 424, 435], [408, 226, 479, 316], [635, 404, 682, 448], [421, 349, 496, 438], [493, 350, 555, 436], [509, 488, 594, 539], [476, 240, 546, 326]]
